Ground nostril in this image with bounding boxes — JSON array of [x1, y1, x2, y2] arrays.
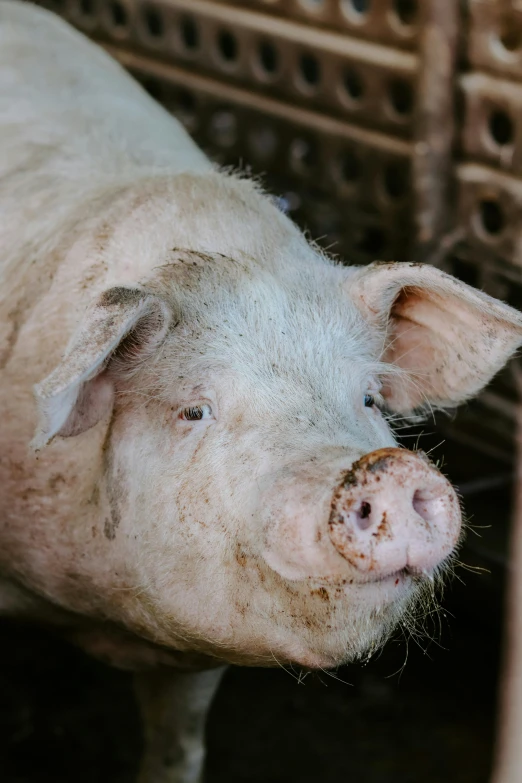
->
[[360, 501, 371, 519], [412, 489, 443, 525], [412, 490, 427, 519], [356, 500, 372, 530]]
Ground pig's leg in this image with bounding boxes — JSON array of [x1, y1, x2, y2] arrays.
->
[[135, 667, 226, 783], [491, 364, 522, 783]]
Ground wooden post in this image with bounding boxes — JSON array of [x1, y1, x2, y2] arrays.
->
[[492, 361, 522, 783], [413, 0, 460, 263]]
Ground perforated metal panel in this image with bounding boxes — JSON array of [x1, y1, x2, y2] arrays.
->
[[35, 0, 454, 257], [455, 2, 522, 281], [219, 0, 422, 50]]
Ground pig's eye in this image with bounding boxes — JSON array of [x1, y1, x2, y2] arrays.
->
[[180, 404, 213, 421], [364, 394, 375, 408]]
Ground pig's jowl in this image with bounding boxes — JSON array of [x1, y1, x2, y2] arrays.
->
[[1, 3, 522, 782]]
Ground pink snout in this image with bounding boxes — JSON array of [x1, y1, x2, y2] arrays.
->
[[329, 448, 461, 579]]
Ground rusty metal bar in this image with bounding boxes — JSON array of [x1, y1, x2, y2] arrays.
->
[[220, 0, 421, 50], [107, 44, 412, 156], [142, 0, 418, 67]]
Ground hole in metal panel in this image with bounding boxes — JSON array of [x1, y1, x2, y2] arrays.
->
[[498, 19, 522, 53], [110, 1, 127, 27], [348, 0, 371, 16], [174, 89, 197, 130], [79, 0, 95, 15], [343, 68, 364, 101], [210, 110, 237, 147], [299, 53, 321, 87], [388, 79, 414, 116], [258, 41, 279, 75], [393, 0, 417, 26], [180, 16, 199, 50], [290, 138, 317, 172], [507, 282, 522, 311], [142, 77, 163, 101], [337, 151, 360, 183], [489, 110, 514, 147], [383, 162, 408, 200], [248, 126, 278, 160], [177, 89, 196, 112], [479, 200, 505, 236], [143, 6, 163, 38], [218, 30, 239, 62], [451, 258, 480, 289], [357, 226, 386, 255]]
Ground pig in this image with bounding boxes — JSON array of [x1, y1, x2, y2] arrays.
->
[[1, 3, 522, 782]]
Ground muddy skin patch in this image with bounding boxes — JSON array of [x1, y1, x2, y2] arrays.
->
[[48, 473, 67, 491], [0, 316, 20, 369], [337, 447, 419, 493], [103, 515, 117, 541], [101, 419, 124, 541], [310, 587, 330, 602], [168, 248, 217, 267], [235, 544, 247, 567], [88, 483, 100, 507], [104, 473, 123, 541], [98, 286, 145, 309], [372, 512, 393, 542]]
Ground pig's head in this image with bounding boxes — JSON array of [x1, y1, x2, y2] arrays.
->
[[33, 253, 522, 669]]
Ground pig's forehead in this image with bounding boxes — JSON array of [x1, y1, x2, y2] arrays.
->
[[168, 256, 366, 329], [158, 262, 387, 394], [169, 261, 381, 350]]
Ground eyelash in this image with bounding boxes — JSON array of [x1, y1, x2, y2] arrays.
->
[[180, 404, 213, 421]]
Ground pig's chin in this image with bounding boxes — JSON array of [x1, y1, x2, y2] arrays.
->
[[137, 557, 440, 671], [273, 573, 427, 670], [209, 569, 434, 671]]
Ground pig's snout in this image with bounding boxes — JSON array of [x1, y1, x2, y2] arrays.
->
[[329, 448, 461, 579]]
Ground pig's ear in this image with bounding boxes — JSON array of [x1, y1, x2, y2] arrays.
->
[[32, 286, 171, 449], [348, 262, 522, 413]]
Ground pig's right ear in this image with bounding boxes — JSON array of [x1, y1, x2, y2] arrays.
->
[[347, 262, 522, 413], [32, 286, 172, 450]]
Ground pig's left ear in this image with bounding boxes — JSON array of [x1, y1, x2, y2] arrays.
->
[[348, 262, 522, 413], [32, 285, 172, 449]]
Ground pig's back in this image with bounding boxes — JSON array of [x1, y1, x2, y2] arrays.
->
[[0, 1, 211, 340], [0, 0, 210, 183]]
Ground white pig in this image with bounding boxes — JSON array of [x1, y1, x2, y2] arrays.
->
[[1, 3, 522, 782]]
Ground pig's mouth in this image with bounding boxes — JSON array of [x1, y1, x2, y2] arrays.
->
[[309, 564, 434, 590], [356, 564, 434, 586]]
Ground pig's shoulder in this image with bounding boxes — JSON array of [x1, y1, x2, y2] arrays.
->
[[0, 576, 221, 672], [66, 623, 224, 672]]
